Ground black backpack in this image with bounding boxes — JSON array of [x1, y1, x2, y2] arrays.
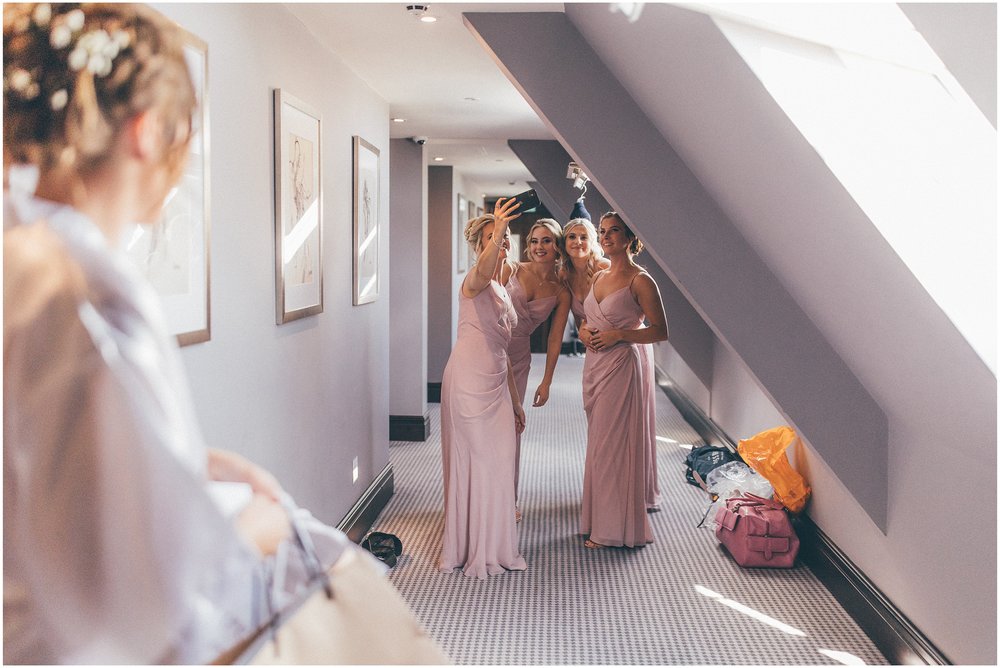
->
[[685, 444, 739, 492]]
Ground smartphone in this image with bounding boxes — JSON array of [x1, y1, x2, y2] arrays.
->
[[508, 188, 540, 212]]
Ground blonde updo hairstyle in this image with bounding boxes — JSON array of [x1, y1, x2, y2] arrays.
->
[[464, 213, 517, 274], [559, 217, 605, 283], [4, 3, 196, 181], [524, 218, 563, 266], [600, 211, 644, 256]]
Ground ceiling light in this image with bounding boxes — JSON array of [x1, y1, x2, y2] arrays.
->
[[391, 117, 406, 123], [567, 161, 590, 191], [420, 15, 437, 23], [433, 156, 444, 162]]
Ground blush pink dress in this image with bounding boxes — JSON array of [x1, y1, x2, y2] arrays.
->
[[580, 274, 656, 547], [506, 270, 559, 498], [639, 342, 661, 510], [439, 280, 528, 579]]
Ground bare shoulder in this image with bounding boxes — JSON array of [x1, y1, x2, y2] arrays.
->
[[4, 224, 88, 330], [631, 271, 660, 296]]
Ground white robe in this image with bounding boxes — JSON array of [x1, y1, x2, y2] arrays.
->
[[3, 192, 352, 664]]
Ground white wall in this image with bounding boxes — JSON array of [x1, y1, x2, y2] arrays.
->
[[389, 139, 428, 418], [152, 3, 391, 526], [562, 4, 996, 662]]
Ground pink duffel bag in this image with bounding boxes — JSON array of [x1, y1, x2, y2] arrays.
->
[[714, 493, 800, 568]]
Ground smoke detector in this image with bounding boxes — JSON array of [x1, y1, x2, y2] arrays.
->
[[406, 4, 437, 22]]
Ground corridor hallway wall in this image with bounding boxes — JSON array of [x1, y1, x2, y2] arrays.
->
[[152, 3, 392, 532], [465, 6, 996, 664]]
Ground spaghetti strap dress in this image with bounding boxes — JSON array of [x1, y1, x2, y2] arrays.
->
[[439, 280, 527, 579], [579, 274, 655, 547], [506, 271, 559, 498]]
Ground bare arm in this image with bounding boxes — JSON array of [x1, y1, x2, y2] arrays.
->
[[507, 357, 526, 433], [462, 198, 521, 298], [533, 289, 572, 407]]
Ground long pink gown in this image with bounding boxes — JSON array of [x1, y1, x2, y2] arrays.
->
[[506, 271, 559, 498], [580, 274, 655, 547], [570, 290, 586, 330], [575, 284, 659, 509], [639, 342, 661, 510], [439, 280, 528, 579]]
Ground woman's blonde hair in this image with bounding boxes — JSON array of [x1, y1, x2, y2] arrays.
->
[[4, 3, 196, 177], [559, 217, 605, 282], [524, 218, 563, 267], [464, 213, 516, 274]]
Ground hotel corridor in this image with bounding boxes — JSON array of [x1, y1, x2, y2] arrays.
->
[[371, 354, 886, 665]]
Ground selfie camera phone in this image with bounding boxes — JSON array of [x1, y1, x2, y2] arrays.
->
[[509, 189, 540, 212]]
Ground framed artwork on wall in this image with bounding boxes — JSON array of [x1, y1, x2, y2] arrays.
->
[[273, 89, 323, 324], [126, 28, 210, 345], [353, 136, 380, 305], [456, 194, 468, 273]]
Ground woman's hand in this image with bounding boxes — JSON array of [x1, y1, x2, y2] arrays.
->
[[513, 402, 526, 434], [590, 329, 623, 351], [235, 493, 291, 556], [493, 196, 522, 233], [532, 381, 551, 407], [578, 326, 598, 351], [207, 449, 283, 502]]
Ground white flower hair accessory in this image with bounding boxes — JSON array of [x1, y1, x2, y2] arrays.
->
[[4, 5, 134, 110]]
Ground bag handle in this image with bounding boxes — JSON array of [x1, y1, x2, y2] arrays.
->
[[730, 493, 785, 511], [281, 495, 334, 599]]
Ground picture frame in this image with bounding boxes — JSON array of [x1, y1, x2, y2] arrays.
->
[[456, 194, 468, 273], [353, 136, 380, 305], [274, 89, 323, 324], [126, 28, 210, 346]]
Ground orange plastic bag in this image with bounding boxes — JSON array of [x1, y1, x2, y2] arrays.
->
[[736, 426, 811, 514]]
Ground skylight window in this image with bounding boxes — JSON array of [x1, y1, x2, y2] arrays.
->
[[693, 3, 997, 373]]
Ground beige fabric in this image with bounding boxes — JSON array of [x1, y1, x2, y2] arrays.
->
[[227, 550, 448, 665]]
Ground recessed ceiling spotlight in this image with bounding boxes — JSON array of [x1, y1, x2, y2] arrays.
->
[[433, 156, 445, 162], [391, 117, 406, 123], [406, 4, 436, 22]]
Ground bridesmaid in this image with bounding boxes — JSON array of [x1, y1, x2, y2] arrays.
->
[[579, 212, 669, 549], [559, 217, 610, 342], [567, 216, 661, 512], [439, 198, 528, 579], [507, 219, 572, 517]]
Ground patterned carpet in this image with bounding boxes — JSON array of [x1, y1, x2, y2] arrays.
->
[[373, 354, 886, 665]]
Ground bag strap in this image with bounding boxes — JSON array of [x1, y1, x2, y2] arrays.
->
[[281, 495, 334, 599], [730, 493, 785, 511]]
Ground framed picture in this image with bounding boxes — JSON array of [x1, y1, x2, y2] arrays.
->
[[126, 28, 210, 346], [274, 89, 323, 323], [353, 136, 380, 305], [456, 194, 468, 273]]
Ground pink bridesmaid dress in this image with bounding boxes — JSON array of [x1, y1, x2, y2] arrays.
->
[[580, 274, 656, 547], [574, 282, 659, 509], [570, 290, 586, 330], [439, 281, 528, 579], [506, 270, 559, 498], [638, 342, 661, 510]]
